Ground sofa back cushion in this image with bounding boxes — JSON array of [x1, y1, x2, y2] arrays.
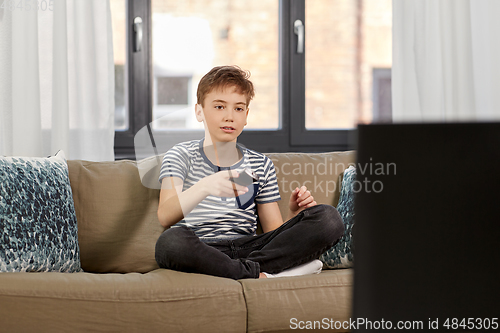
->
[[67, 151, 356, 273], [67, 160, 163, 273], [266, 151, 356, 218]]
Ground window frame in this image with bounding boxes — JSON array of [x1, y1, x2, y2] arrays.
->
[[114, 0, 152, 159], [114, 0, 356, 160], [286, 0, 354, 149]]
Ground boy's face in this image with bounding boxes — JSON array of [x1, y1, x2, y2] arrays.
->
[[195, 86, 249, 144]]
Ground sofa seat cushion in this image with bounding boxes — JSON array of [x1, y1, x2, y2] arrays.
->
[[0, 269, 247, 333], [239, 268, 353, 333]]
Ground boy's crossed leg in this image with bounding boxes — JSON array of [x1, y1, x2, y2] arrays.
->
[[155, 204, 343, 280]]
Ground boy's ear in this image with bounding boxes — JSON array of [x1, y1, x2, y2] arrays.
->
[[195, 104, 204, 122]]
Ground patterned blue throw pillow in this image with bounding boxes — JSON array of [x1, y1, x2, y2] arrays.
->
[[320, 165, 356, 269], [0, 151, 82, 272]]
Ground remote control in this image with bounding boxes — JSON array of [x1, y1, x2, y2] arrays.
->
[[231, 168, 259, 186]]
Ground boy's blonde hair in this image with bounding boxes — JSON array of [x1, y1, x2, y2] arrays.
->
[[197, 66, 255, 106]]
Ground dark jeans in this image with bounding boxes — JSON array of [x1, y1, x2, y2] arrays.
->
[[155, 204, 344, 280]]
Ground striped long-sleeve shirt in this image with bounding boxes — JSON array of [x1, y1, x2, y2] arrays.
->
[[159, 138, 281, 242]]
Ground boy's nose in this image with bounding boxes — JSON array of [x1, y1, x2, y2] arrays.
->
[[223, 109, 234, 120]]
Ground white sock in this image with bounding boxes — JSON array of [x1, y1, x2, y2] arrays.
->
[[263, 259, 323, 278]]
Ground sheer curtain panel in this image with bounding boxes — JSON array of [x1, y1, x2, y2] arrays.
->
[[0, 0, 115, 160], [392, 0, 500, 122]]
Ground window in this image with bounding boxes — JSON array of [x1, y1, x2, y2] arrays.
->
[[153, 76, 192, 130], [150, 0, 279, 131], [111, 0, 392, 159], [156, 77, 190, 106], [110, 0, 128, 131]]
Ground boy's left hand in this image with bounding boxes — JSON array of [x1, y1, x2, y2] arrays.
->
[[289, 186, 317, 217]]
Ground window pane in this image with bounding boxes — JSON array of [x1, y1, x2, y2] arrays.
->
[[151, 0, 279, 130], [110, 0, 128, 131], [305, 0, 392, 129]]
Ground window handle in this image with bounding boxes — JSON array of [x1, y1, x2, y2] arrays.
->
[[294, 19, 304, 54], [134, 17, 143, 52]]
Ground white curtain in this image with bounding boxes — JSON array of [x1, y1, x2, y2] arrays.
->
[[392, 0, 500, 122], [0, 0, 114, 160]]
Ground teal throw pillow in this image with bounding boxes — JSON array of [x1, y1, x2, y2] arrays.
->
[[0, 151, 82, 272], [320, 165, 356, 269]]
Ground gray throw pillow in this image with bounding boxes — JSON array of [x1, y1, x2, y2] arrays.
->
[[0, 151, 82, 272]]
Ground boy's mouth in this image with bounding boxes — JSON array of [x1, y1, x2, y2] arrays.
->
[[221, 126, 235, 133]]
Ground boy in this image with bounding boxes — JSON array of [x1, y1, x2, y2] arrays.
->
[[155, 66, 343, 279]]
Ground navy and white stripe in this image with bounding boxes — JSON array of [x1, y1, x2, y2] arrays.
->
[[159, 139, 281, 241]]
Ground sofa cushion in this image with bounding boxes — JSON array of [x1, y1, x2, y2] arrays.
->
[[265, 151, 356, 219], [240, 269, 353, 332], [0, 151, 82, 273], [0, 269, 246, 333], [320, 165, 356, 269], [67, 159, 164, 273]]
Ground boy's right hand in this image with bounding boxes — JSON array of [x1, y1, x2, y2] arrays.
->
[[200, 170, 249, 198]]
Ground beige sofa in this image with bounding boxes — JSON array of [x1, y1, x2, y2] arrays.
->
[[0, 150, 355, 333]]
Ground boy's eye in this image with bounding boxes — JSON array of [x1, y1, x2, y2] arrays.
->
[[215, 105, 224, 110], [236, 107, 245, 112]]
